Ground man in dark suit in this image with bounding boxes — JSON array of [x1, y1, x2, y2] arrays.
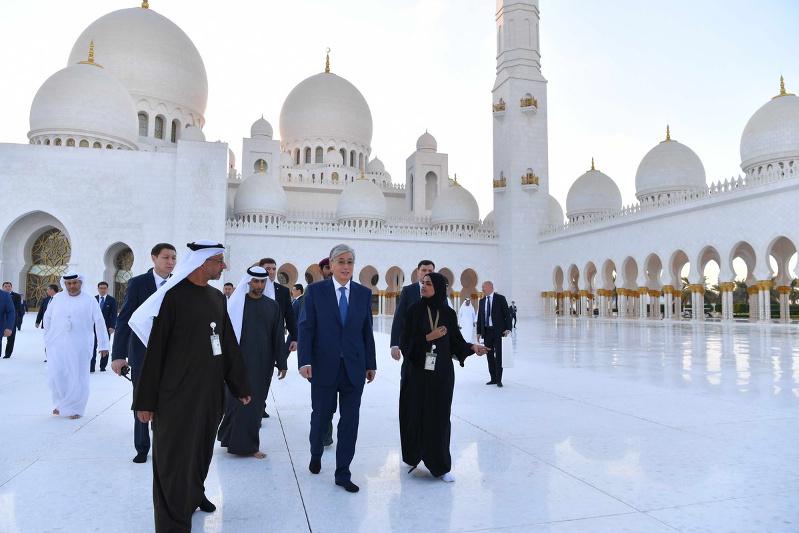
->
[[298, 244, 376, 493], [0, 289, 14, 357], [284, 284, 305, 368], [258, 257, 298, 419], [476, 280, 512, 387], [111, 243, 177, 463], [90, 281, 117, 372], [1, 282, 23, 358], [389, 260, 435, 370], [35, 284, 58, 362]]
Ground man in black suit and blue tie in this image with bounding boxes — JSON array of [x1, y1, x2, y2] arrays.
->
[[298, 243, 376, 493], [111, 243, 176, 463], [90, 281, 117, 372], [389, 260, 435, 373], [476, 280, 512, 387]]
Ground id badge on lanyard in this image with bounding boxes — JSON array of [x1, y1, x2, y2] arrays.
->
[[425, 308, 440, 372], [210, 321, 222, 357]]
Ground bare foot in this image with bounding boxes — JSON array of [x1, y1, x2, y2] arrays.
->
[[68, 414, 81, 420], [52, 409, 59, 416], [253, 451, 266, 459]]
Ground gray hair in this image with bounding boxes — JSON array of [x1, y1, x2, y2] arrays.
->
[[329, 243, 355, 262]]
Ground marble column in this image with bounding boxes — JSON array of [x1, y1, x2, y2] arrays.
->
[[777, 286, 790, 322], [757, 280, 772, 322], [663, 286, 674, 319]]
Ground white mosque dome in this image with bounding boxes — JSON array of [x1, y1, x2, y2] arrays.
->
[[431, 181, 480, 226], [234, 168, 287, 217], [483, 210, 495, 225], [566, 163, 622, 219], [279, 71, 373, 148], [367, 157, 385, 173], [548, 195, 565, 226], [181, 124, 205, 142], [740, 80, 799, 171], [635, 131, 706, 199], [28, 60, 138, 149], [416, 131, 437, 153], [251, 116, 273, 138], [325, 149, 344, 165], [67, 6, 208, 120], [336, 177, 386, 221]]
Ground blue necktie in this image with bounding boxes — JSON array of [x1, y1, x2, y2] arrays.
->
[[99, 296, 104, 307], [338, 286, 348, 324]]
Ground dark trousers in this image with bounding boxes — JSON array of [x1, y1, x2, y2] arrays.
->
[[2, 327, 16, 357], [131, 362, 151, 455], [512, 315, 517, 327], [309, 360, 363, 482], [483, 327, 503, 383], [90, 330, 111, 371]]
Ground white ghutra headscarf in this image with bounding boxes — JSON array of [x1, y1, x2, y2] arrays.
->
[[129, 240, 225, 345], [227, 266, 269, 343]]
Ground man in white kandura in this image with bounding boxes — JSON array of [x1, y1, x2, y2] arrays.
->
[[44, 273, 109, 419], [457, 298, 477, 344]]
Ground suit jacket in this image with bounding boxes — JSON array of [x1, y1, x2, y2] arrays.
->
[[10, 292, 23, 327], [476, 292, 511, 337], [95, 294, 118, 329], [35, 295, 53, 327], [285, 295, 305, 348], [0, 291, 14, 332], [297, 279, 376, 388], [389, 282, 422, 347], [273, 282, 297, 339], [112, 269, 158, 366]]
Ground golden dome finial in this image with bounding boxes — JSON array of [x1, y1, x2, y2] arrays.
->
[[141, 0, 149, 8], [325, 47, 331, 73], [79, 40, 102, 68], [666, 124, 671, 141], [590, 157, 595, 171], [780, 75, 786, 96]]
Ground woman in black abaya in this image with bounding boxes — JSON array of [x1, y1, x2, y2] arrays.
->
[[399, 272, 487, 482]]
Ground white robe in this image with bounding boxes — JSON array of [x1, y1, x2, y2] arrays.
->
[[43, 291, 109, 417], [458, 302, 477, 343]]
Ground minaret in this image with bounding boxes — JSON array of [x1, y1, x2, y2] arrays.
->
[[492, 0, 549, 316]]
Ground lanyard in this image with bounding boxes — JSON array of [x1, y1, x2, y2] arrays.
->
[[426, 307, 439, 332]]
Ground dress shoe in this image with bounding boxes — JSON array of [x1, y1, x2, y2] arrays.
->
[[335, 480, 360, 493], [198, 495, 216, 513], [100, 369, 106, 372], [309, 457, 321, 474], [262, 410, 270, 419], [132, 452, 147, 463], [485, 380, 497, 385], [497, 382, 503, 388]]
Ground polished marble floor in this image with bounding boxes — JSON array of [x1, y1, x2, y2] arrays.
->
[[1, 315, 798, 532]]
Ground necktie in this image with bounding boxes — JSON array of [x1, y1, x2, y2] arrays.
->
[[100, 296, 104, 307], [338, 286, 348, 324], [159, 279, 166, 287], [487, 296, 492, 326]]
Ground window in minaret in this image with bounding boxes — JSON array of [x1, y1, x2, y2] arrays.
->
[[171, 119, 180, 143], [138, 112, 149, 137], [54, 138, 62, 146], [304, 147, 312, 164], [154, 116, 165, 140], [294, 149, 300, 165], [315, 146, 323, 163], [66, 138, 75, 147], [350, 150, 356, 167], [93, 142, 101, 149], [358, 153, 364, 170], [340, 148, 347, 165], [425, 171, 438, 210], [79, 140, 89, 148]]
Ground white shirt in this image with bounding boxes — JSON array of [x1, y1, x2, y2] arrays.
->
[[266, 278, 276, 300], [153, 271, 168, 289], [333, 278, 351, 303]]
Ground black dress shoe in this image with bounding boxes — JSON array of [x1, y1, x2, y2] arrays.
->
[[262, 410, 270, 419], [100, 369, 106, 372], [497, 382, 503, 388], [198, 495, 216, 513], [309, 457, 321, 474], [485, 380, 497, 385], [335, 480, 360, 493], [132, 452, 147, 463]]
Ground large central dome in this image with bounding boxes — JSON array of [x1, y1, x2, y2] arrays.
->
[[279, 71, 373, 150], [67, 6, 208, 122]]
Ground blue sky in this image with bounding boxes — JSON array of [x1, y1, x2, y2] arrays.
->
[[2, 0, 796, 217]]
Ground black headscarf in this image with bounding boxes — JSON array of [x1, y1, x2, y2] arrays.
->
[[422, 272, 449, 312]]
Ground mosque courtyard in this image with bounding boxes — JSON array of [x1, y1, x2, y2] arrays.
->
[[0, 315, 797, 532]]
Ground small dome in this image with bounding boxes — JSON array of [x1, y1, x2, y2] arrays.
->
[[336, 177, 386, 221], [431, 181, 480, 226], [416, 131, 437, 153], [28, 61, 138, 148], [325, 149, 344, 165], [234, 168, 287, 217], [740, 80, 799, 171], [635, 132, 706, 199], [67, 7, 208, 120], [280, 71, 372, 148], [367, 157, 385, 173], [566, 163, 622, 219], [181, 125, 205, 142], [483, 210, 495, 225], [547, 195, 564, 226], [251, 116, 273, 138]]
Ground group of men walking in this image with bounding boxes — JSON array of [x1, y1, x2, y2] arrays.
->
[[27, 238, 514, 532]]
